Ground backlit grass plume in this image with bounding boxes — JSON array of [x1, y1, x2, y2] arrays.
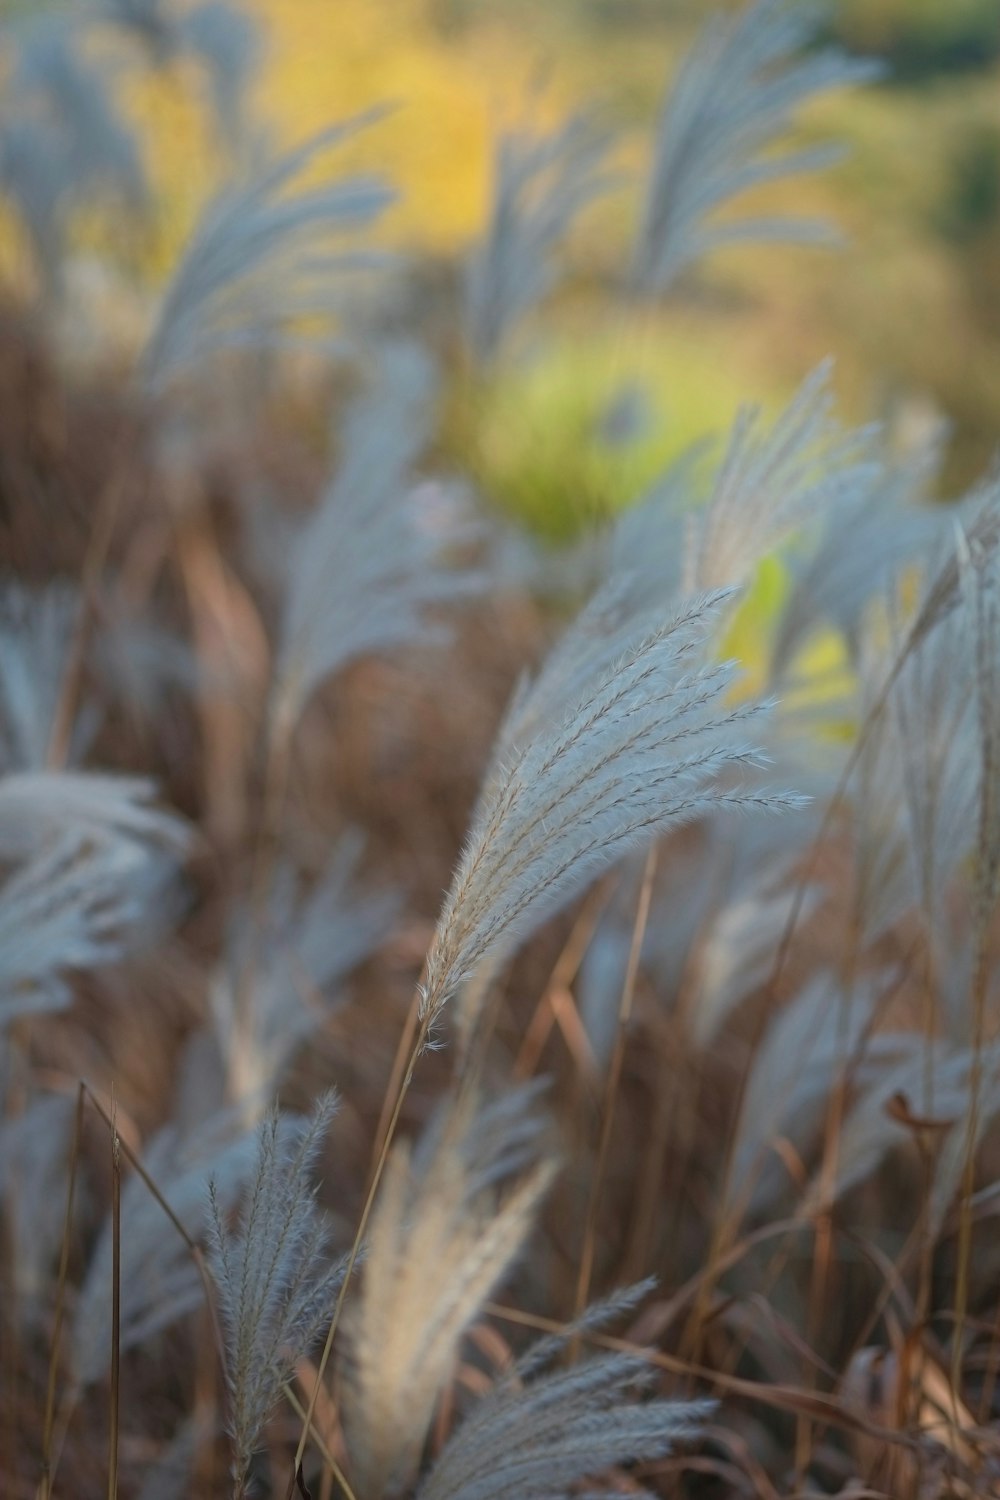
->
[[342, 1085, 555, 1499], [679, 361, 878, 595], [596, 365, 877, 627], [771, 434, 948, 678], [94, 0, 261, 149], [420, 586, 800, 1025], [465, 107, 616, 364], [0, 828, 170, 1022], [416, 1285, 712, 1500], [271, 345, 479, 735], [142, 112, 394, 392], [0, 769, 190, 858], [631, 0, 881, 294], [0, 769, 190, 1022], [0, 14, 147, 294]]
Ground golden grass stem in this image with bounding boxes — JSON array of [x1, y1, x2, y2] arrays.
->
[[283, 1385, 358, 1500], [369, 988, 420, 1177], [512, 880, 614, 1080]]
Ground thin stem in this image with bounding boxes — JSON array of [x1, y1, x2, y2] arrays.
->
[[915, 928, 941, 1335], [482, 1296, 924, 1452], [82, 1085, 225, 1365], [107, 1097, 121, 1500], [574, 846, 658, 1330], [951, 918, 991, 1403], [46, 422, 134, 770], [512, 880, 614, 1081], [795, 913, 863, 1478], [683, 617, 926, 1358], [283, 1384, 358, 1500], [369, 989, 419, 1178], [39, 1083, 85, 1500]]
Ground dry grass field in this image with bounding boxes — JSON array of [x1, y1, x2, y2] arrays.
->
[[2, 2, 1000, 1498]]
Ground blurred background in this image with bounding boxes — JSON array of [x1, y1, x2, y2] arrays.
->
[[2, 0, 1000, 532], [5, 0, 1000, 537]]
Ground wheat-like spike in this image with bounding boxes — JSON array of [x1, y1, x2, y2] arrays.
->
[[631, 0, 881, 295], [538, 365, 874, 691], [342, 1085, 554, 1500], [507, 1277, 659, 1382], [206, 1094, 344, 1498]]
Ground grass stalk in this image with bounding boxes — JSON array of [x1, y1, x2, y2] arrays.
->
[[107, 1097, 121, 1500], [38, 1083, 85, 1500], [45, 422, 134, 770], [574, 846, 658, 1328]]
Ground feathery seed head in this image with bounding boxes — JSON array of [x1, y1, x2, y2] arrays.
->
[[207, 1094, 344, 1497], [342, 1085, 555, 1500]]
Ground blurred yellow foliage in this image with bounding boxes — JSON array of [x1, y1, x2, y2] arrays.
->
[[244, 0, 495, 247]]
